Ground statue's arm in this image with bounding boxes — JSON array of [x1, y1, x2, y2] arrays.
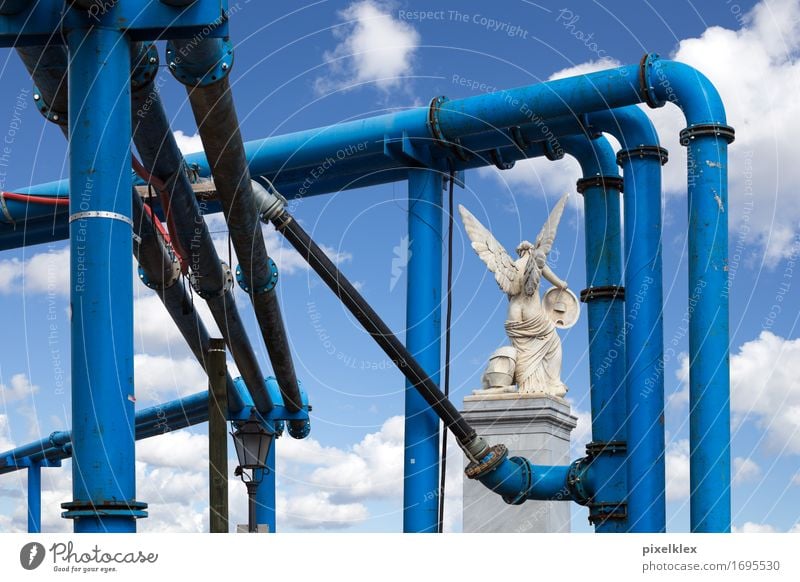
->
[[542, 264, 568, 289]]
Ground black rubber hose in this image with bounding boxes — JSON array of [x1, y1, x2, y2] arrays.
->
[[272, 212, 477, 445], [183, 77, 303, 416]]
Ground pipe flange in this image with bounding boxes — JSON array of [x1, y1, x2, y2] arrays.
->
[[679, 123, 735, 146], [235, 257, 279, 294], [32, 87, 67, 126], [252, 179, 287, 222], [137, 258, 181, 292], [427, 95, 472, 162], [588, 501, 628, 525], [131, 43, 159, 92], [585, 440, 627, 457], [576, 176, 624, 194], [616, 145, 668, 166], [566, 456, 592, 506], [489, 148, 515, 170], [580, 285, 625, 303], [191, 261, 234, 299], [639, 53, 667, 109], [61, 499, 148, 520], [464, 443, 508, 480], [166, 38, 234, 88], [501, 456, 532, 506]]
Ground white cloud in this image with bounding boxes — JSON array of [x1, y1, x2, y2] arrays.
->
[[0, 414, 14, 451], [729, 331, 800, 453], [733, 521, 777, 533], [733, 456, 762, 484], [0, 247, 69, 296], [278, 490, 368, 530], [137, 431, 208, 472], [566, 400, 591, 455], [133, 354, 208, 403], [0, 373, 39, 405], [173, 130, 203, 156], [315, 1, 420, 94], [665, 332, 800, 456], [666, 439, 690, 501]]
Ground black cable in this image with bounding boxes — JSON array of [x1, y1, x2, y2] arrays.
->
[[437, 169, 456, 533]]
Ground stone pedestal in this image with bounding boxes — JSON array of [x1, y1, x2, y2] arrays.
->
[[461, 393, 577, 533]]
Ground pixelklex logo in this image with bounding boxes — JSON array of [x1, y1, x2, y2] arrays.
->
[[19, 542, 46, 570]]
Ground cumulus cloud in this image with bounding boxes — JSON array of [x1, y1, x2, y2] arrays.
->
[[733, 521, 778, 533], [664, 332, 799, 456], [666, 439, 690, 501], [0, 373, 39, 405], [733, 456, 762, 484], [137, 431, 208, 472], [278, 490, 369, 530], [0, 414, 14, 451], [0, 247, 69, 296], [314, 1, 420, 94], [173, 130, 204, 156], [133, 354, 208, 403]]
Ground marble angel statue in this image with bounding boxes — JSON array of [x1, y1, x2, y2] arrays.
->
[[459, 193, 577, 398]]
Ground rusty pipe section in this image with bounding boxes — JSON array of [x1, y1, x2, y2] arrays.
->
[[130, 44, 273, 413], [166, 37, 303, 428]]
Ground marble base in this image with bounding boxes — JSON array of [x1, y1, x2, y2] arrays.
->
[[461, 393, 577, 533]]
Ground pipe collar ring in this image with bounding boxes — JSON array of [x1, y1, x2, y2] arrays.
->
[[427, 95, 472, 162], [61, 499, 148, 520], [679, 123, 735, 146], [580, 285, 625, 303], [576, 176, 624, 194], [166, 38, 234, 88], [616, 145, 668, 166], [191, 261, 234, 299], [464, 443, 508, 480], [137, 258, 181, 292], [567, 456, 592, 506]]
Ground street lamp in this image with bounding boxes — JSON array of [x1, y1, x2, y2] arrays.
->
[[231, 419, 274, 533]]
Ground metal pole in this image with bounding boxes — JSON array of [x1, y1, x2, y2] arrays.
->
[[403, 168, 443, 533], [246, 482, 258, 533], [27, 464, 41, 533], [62, 25, 144, 533], [208, 339, 229, 533], [255, 442, 277, 533]]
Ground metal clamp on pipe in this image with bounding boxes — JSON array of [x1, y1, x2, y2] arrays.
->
[[616, 145, 669, 166], [580, 285, 625, 302], [576, 176, 624, 194], [679, 123, 735, 145]]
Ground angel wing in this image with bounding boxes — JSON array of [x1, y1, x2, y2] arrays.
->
[[458, 205, 519, 294], [534, 193, 569, 256], [524, 193, 569, 296]]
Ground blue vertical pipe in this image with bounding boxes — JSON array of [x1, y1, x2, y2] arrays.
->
[[588, 107, 667, 532], [561, 134, 627, 532], [403, 168, 443, 533], [64, 27, 141, 533], [255, 441, 277, 533], [27, 464, 41, 533], [646, 59, 733, 532]]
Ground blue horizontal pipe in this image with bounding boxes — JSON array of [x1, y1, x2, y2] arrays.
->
[[475, 457, 576, 503]]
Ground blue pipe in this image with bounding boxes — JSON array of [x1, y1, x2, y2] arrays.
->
[[647, 59, 733, 533], [63, 26, 142, 533], [255, 441, 277, 533], [403, 168, 443, 533], [27, 463, 41, 533], [560, 133, 627, 532], [585, 107, 667, 532]]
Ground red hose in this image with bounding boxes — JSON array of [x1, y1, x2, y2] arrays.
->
[[1, 191, 69, 207]]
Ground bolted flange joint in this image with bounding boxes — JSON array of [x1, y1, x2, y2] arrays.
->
[[32, 86, 66, 126], [190, 261, 234, 299], [165, 38, 234, 88], [235, 257, 279, 295], [61, 499, 148, 520]]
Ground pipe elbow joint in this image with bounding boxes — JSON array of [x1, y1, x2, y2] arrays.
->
[[287, 419, 311, 439], [166, 38, 234, 88]]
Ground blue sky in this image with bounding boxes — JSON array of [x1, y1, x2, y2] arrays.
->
[[1, 0, 800, 533]]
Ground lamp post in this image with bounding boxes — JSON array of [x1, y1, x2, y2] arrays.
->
[[231, 419, 274, 533]]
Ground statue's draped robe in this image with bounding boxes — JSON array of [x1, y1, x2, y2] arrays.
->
[[505, 311, 566, 395]]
